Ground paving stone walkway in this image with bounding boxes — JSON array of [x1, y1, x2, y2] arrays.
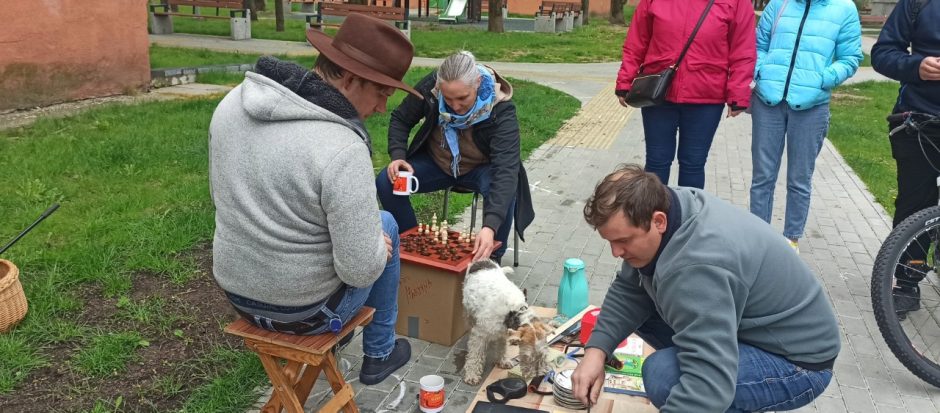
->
[[145, 33, 932, 412]]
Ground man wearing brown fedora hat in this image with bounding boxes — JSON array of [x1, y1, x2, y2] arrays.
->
[[208, 14, 419, 386]]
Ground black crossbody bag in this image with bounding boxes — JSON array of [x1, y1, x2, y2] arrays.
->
[[626, 0, 716, 108]]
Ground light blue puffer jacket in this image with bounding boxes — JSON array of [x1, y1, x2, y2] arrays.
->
[[754, 0, 863, 110]]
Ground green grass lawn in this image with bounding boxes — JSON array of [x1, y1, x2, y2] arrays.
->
[[827, 80, 900, 214], [0, 68, 580, 411], [411, 19, 625, 62], [148, 0, 631, 63]]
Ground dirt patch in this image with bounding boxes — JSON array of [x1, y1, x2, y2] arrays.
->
[[0, 244, 246, 412]]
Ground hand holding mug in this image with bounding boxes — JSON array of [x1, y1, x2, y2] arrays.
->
[[392, 171, 420, 196], [386, 160, 413, 183]]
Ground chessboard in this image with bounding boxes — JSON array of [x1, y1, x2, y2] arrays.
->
[[398, 216, 501, 273]]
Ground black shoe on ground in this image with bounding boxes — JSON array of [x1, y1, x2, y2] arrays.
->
[[893, 285, 921, 319], [359, 338, 411, 385]]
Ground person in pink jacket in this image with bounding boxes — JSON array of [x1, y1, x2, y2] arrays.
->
[[616, 0, 756, 189]]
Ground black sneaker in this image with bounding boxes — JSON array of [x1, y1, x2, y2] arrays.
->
[[893, 285, 921, 319], [359, 338, 411, 385]]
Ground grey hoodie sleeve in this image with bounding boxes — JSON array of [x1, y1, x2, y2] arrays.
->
[[655, 264, 748, 413], [320, 142, 387, 288], [585, 264, 654, 356]]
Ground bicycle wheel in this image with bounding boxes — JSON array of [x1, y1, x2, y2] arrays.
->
[[872, 205, 940, 387]]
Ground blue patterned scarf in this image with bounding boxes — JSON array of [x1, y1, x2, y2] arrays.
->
[[437, 65, 497, 177]]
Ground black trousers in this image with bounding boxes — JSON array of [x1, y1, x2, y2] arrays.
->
[[889, 122, 940, 276]]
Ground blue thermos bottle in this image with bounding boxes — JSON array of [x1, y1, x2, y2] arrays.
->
[[558, 258, 589, 318]]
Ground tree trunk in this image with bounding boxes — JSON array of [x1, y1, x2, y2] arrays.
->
[[275, 0, 285, 31], [487, 0, 504, 32], [609, 0, 625, 24], [254, 0, 266, 11], [581, 0, 590, 25], [245, 0, 259, 20]]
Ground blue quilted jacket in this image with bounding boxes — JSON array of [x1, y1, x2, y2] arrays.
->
[[754, 0, 863, 110]]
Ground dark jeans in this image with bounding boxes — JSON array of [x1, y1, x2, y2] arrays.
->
[[890, 123, 940, 282], [376, 151, 514, 258], [635, 314, 833, 413], [641, 103, 724, 189]]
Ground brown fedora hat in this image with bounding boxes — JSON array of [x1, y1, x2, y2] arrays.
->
[[306, 14, 421, 98]]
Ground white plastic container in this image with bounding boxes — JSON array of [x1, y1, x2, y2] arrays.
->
[[419, 374, 446, 413]]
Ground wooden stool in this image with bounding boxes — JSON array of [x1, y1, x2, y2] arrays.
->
[[225, 307, 375, 413]]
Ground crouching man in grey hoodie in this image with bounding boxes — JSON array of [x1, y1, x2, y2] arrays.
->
[[208, 14, 421, 386], [572, 164, 840, 412]]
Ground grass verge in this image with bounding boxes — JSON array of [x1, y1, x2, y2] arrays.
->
[[827, 80, 900, 214]]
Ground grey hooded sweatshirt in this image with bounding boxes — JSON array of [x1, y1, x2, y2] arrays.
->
[[209, 66, 386, 307]]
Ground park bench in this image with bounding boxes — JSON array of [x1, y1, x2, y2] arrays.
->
[[290, 0, 318, 13], [568, 2, 583, 28], [305, 3, 411, 38], [858, 7, 888, 25], [149, 0, 251, 40], [224, 306, 375, 413], [535, 1, 574, 33]]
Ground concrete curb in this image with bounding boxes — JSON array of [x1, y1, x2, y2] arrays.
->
[[150, 63, 254, 88]]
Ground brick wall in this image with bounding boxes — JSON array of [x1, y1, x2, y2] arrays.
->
[[0, 0, 150, 111]]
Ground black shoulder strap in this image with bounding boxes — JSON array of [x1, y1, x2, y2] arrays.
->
[[675, 0, 717, 69], [911, 0, 931, 24]]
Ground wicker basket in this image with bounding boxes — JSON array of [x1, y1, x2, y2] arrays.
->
[[0, 259, 27, 333]]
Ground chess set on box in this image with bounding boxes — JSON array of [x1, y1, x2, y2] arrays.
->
[[395, 214, 501, 346]]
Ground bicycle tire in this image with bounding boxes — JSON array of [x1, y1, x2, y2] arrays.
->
[[872, 205, 940, 388]]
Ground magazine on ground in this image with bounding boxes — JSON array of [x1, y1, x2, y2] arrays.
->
[[603, 336, 646, 397]]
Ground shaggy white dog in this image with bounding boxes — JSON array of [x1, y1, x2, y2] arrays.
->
[[462, 259, 551, 385]]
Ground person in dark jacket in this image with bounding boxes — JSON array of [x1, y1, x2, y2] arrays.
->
[[376, 51, 534, 263], [871, 0, 940, 317], [616, 0, 756, 189]]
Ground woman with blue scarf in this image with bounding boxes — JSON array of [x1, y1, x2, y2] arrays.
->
[[377, 51, 535, 264]]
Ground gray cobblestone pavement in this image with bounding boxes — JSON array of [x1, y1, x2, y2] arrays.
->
[[144, 32, 934, 413]]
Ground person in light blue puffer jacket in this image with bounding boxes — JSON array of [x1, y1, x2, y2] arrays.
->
[[749, 0, 862, 252]]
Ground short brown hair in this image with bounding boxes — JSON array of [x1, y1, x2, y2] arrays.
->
[[314, 55, 346, 81], [583, 164, 670, 230]]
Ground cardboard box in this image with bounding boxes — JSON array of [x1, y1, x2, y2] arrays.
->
[[395, 227, 501, 346]]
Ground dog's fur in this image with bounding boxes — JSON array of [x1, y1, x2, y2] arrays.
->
[[462, 259, 551, 385]]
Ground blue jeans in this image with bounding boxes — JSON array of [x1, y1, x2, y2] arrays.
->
[[641, 103, 724, 189], [307, 211, 401, 358], [750, 98, 830, 240], [636, 315, 833, 412], [376, 151, 514, 258]]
